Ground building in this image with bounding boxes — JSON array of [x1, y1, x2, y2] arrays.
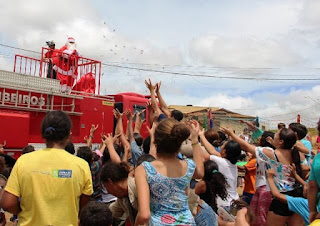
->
[[168, 105, 259, 135]]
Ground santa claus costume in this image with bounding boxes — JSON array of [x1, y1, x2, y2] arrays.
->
[[53, 37, 79, 93]]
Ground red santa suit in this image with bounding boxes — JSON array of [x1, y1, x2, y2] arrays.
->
[[53, 37, 79, 93]]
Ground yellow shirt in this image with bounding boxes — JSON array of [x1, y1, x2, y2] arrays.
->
[[5, 148, 93, 226]]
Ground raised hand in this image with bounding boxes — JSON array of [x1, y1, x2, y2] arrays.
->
[[125, 109, 133, 120], [198, 128, 205, 137], [147, 121, 158, 138], [90, 124, 99, 135], [113, 109, 123, 119], [155, 81, 161, 93], [189, 120, 200, 141], [104, 133, 114, 146], [145, 79, 156, 91], [220, 127, 234, 136]]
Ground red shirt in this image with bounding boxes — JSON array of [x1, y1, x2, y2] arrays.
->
[[44, 49, 57, 59]]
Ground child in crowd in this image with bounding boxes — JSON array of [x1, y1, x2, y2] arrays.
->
[[238, 152, 256, 205], [222, 127, 302, 226], [289, 123, 312, 166], [195, 160, 229, 213], [80, 201, 113, 226], [200, 130, 244, 208], [135, 119, 204, 225], [249, 131, 275, 226], [189, 160, 228, 226]]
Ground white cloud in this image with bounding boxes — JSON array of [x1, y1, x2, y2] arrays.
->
[[0, 0, 183, 66], [189, 35, 302, 68]]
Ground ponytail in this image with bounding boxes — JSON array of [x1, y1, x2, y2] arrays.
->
[[291, 147, 302, 178], [203, 161, 229, 212]]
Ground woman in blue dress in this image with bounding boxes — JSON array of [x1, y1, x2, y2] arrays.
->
[[135, 119, 204, 226]]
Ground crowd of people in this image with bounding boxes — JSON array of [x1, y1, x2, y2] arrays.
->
[[0, 79, 319, 226]]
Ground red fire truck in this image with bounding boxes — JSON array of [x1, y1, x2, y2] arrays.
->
[[0, 47, 149, 159]]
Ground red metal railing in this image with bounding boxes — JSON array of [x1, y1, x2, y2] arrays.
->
[[14, 55, 42, 77], [13, 47, 102, 95]]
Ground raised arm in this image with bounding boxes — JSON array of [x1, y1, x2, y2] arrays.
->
[[239, 120, 257, 131], [125, 109, 135, 142], [99, 134, 106, 154], [189, 120, 205, 179], [122, 144, 130, 164], [104, 134, 121, 164], [220, 127, 256, 156], [113, 109, 124, 136], [146, 101, 154, 127], [134, 109, 146, 135], [155, 81, 171, 118], [147, 122, 157, 158], [86, 124, 98, 148], [199, 129, 221, 157], [145, 79, 162, 117]]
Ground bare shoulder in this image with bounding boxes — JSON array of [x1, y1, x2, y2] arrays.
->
[[262, 147, 275, 160]]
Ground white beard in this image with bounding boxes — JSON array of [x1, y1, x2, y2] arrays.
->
[[67, 42, 77, 51]]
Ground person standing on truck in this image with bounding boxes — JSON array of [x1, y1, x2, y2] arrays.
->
[[44, 40, 57, 79], [1, 110, 93, 226]]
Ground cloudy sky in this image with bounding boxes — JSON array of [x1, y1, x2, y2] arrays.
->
[[1, 0, 320, 128]]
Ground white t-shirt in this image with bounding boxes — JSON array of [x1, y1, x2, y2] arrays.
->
[[210, 155, 239, 207]]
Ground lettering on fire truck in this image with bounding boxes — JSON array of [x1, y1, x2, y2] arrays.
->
[[0, 92, 45, 106]]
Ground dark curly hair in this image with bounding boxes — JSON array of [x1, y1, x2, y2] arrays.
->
[[77, 146, 93, 166], [202, 160, 229, 212], [80, 201, 112, 226], [100, 162, 129, 183]]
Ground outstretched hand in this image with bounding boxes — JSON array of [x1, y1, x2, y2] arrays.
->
[[90, 124, 99, 135], [145, 79, 156, 91], [220, 127, 234, 136], [155, 81, 161, 93], [189, 120, 200, 141], [113, 109, 123, 119], [104, 133, 114, 146], [125, 109, 134, 120]]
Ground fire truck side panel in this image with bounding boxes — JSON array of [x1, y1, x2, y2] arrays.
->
[[75, 97, 115, 145], [0, 110, 30, 149]]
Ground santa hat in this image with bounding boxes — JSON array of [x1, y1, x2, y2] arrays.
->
[[67, 37, 75, 43]]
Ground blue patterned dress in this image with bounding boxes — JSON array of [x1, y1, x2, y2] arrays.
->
[[141, 159, 196, 226]]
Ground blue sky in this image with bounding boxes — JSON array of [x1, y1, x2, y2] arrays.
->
[[0, 0, 320, 128]]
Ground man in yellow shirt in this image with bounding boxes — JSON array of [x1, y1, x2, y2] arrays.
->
[[2, 111, 93, 226]]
